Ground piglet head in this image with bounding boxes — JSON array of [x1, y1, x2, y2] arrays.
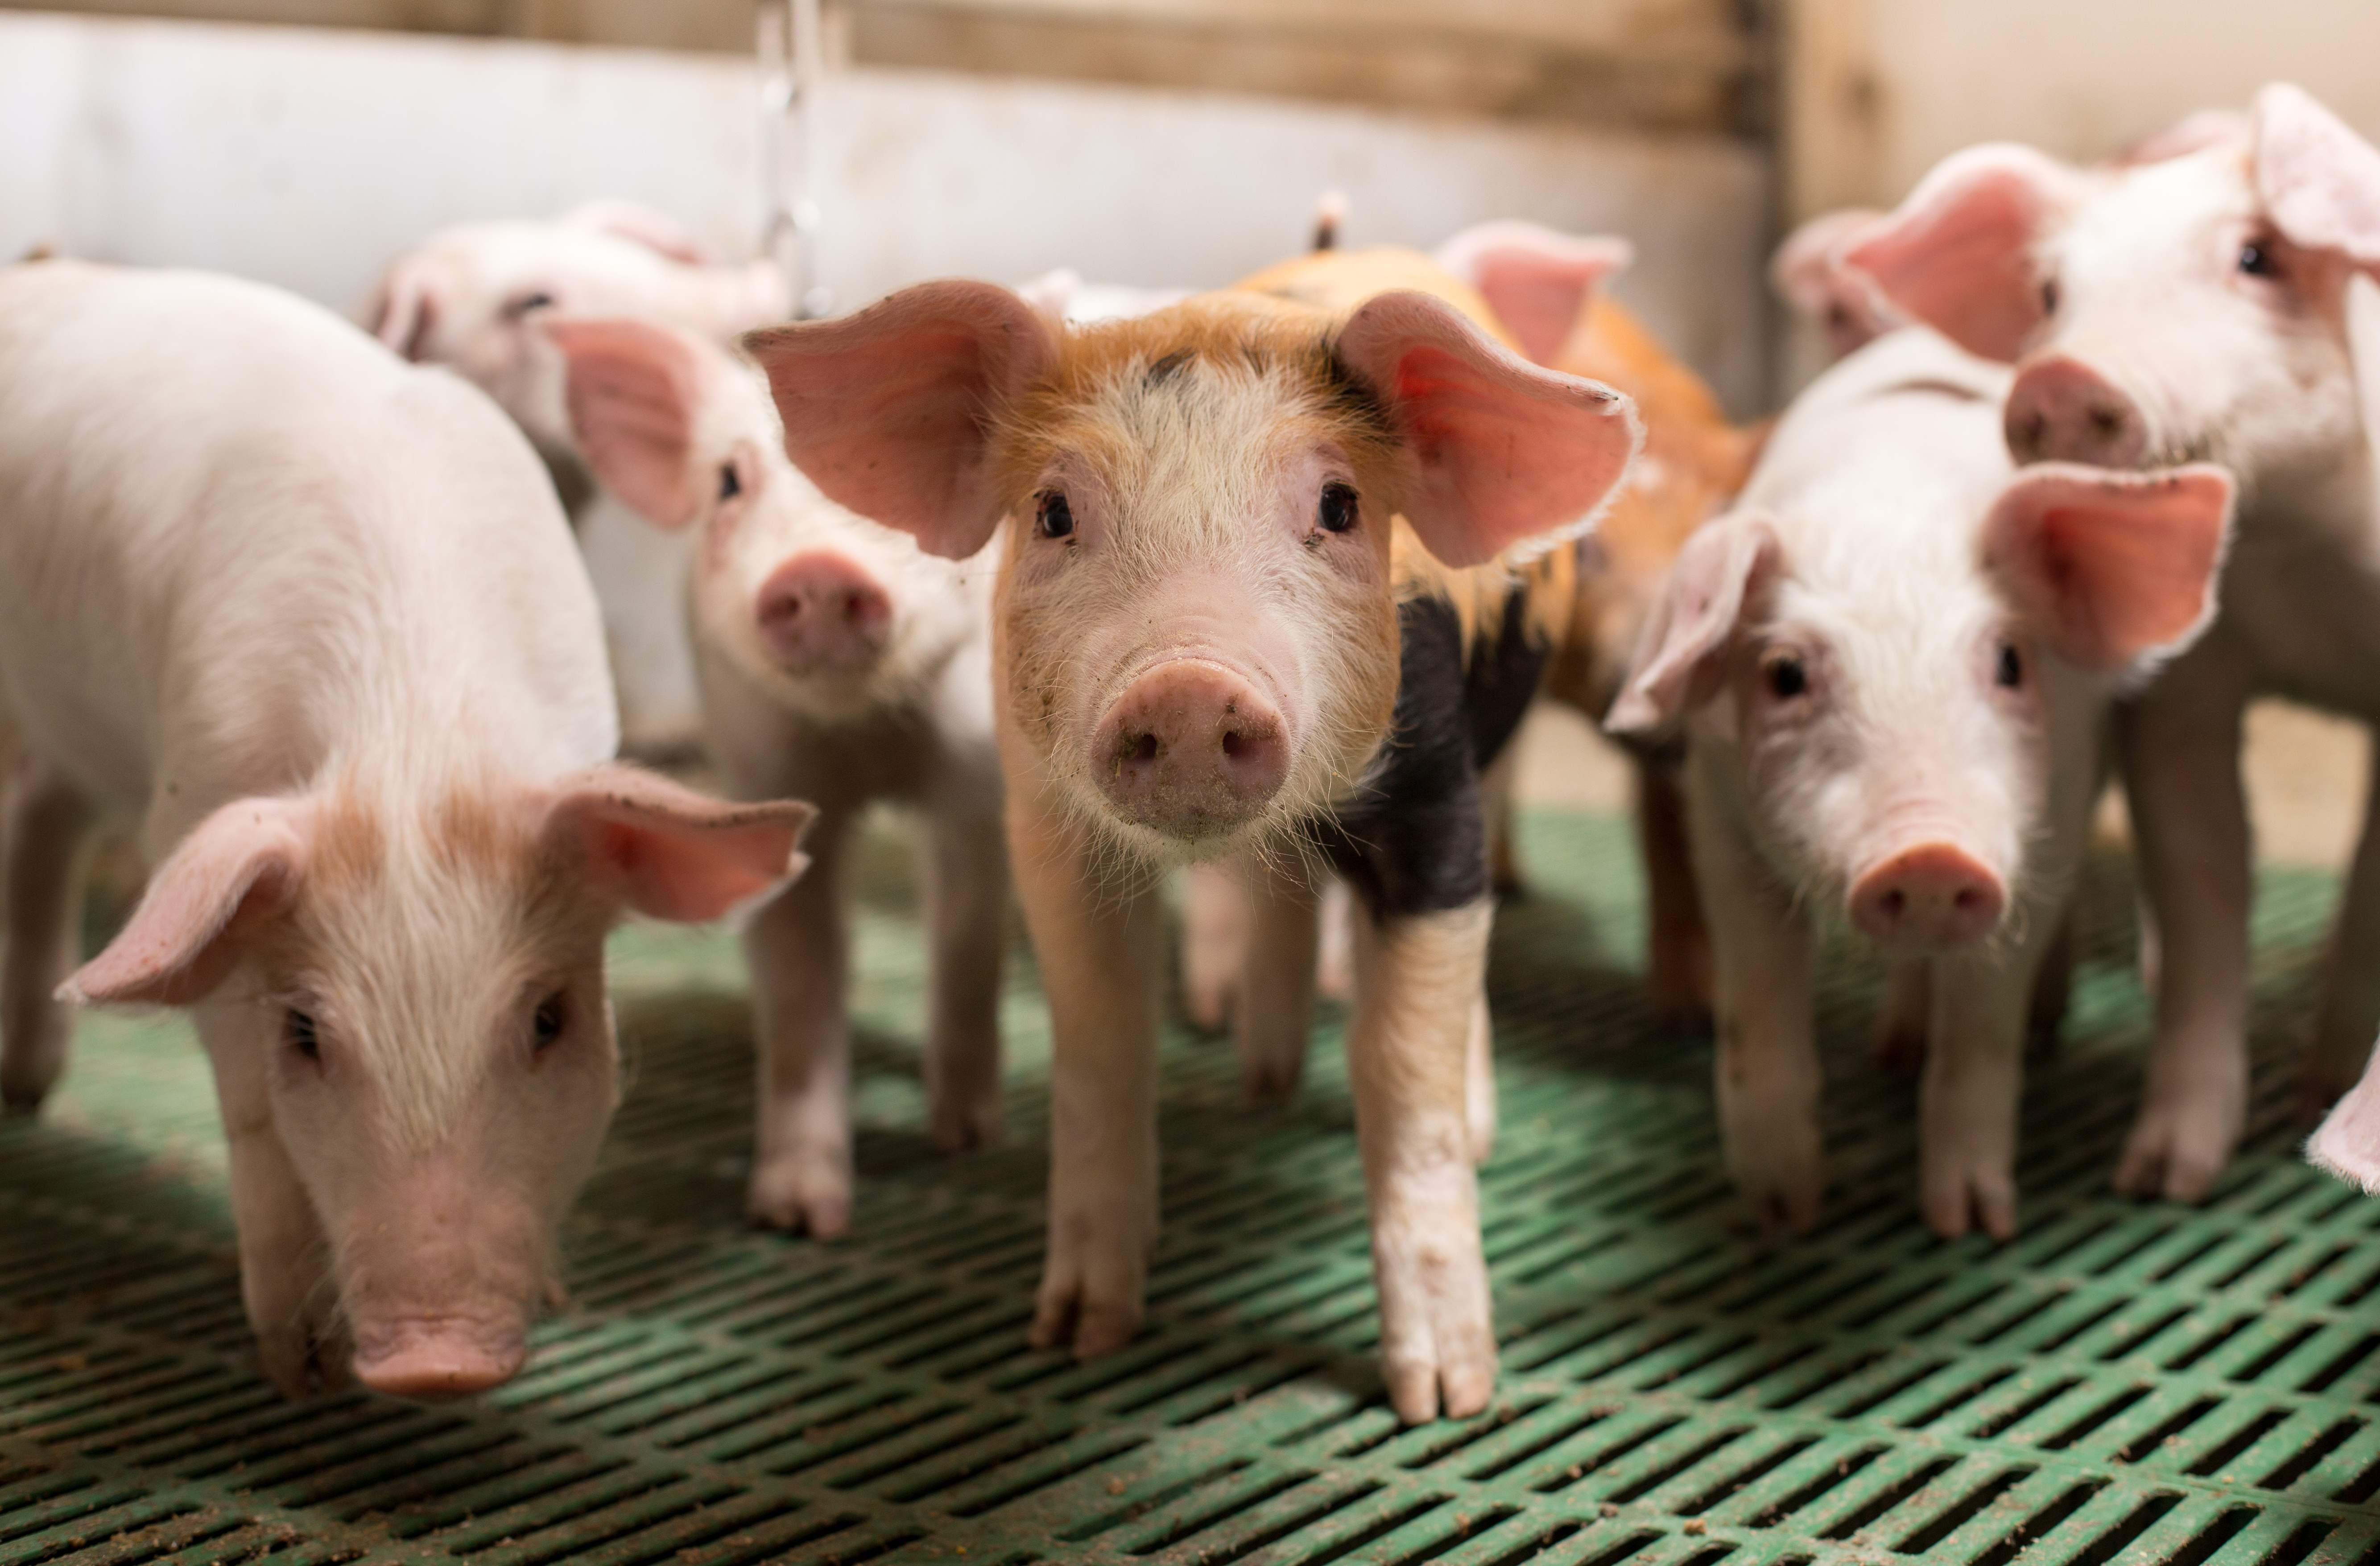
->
[[745, 277, 1638, 863], [549, 316, 990, 720], [1849, 90, 2370, 489], [65, 768, 813, 1399]]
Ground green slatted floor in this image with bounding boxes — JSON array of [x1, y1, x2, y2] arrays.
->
[[2, 806, 2375, 1566]]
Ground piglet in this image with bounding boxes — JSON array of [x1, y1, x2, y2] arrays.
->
[[365, 203, 792, 755], [1609, 327, 2231, 1240], [1842, 85, 2380, 1201], [745, 248, 1638, 1421], [545, 316, 1005, 1236], [0, 260, 812, 1399]]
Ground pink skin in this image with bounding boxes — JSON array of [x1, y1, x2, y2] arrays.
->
[[1770, 209, 1899, 362], [744, 274, 1639, 1423], [1847, 85, 2380, 1199], [547, 315, 1008, 1238], [1611, 330, 2234, 1242]]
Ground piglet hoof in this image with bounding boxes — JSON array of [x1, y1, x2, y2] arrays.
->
[[1922, 1161, 2018, 1241], [1374, 1236, 1498, 1423], [930, 1090, 1002, 1154], [1182, 975, 1234, 1034], [1239, 1054, 1302, 1105], [1871, 1022, 1926, 1075], [1725, 1121, 1825, 1237], [2112, 1100, 2239, 1203], [255, 1322, 348, 1401], [747, 1158, 854, 1238]]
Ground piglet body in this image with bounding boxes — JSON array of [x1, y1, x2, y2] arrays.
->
[[747, 248, 1640, 1421], [547, 317, 1005, 1235], [1611, 328, 2232, 1239], [0, 261, 811, 1398]]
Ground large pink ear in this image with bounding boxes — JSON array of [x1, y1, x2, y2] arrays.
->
[[1981, 462, 2233, 671], [64, 799, 313, 1007], [366, 257, 441, 363], [1430, 222, 1635, 366], [1843, 144, 2085, 363], [2311, 1054, 2380, 1192], [546, 766, 816, 923], [1604, 513, 1777, 738], [562, 200, 716, 266], [2255, 83, 2380, 276], [743, 280, 1058, 560], [1334, 290, 1640, 568], [545, 317, 721, 532], [1771, 209, 1898, 358]]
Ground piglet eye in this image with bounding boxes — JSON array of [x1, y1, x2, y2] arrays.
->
[[1766, 656, 1808, 700], [1035, 490, 1074, 540], [2239, 241, 2277, 277], [718, 462, 742, 502], [533, 992, 567, 1054], [504, 290, 557, 318], [2039, 278, 2060, 315], [1996, 642, 2024, 689], [285, 1010, 321, 1062], [1317, 481, 1359, 534]]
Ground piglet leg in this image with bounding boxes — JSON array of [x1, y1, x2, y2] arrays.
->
[[1690, 771, 1823, 1233], [746, 806, 855, 1236], [1014, 794, 1162, 1360], [197, 1000, 340, 1397], [2115, 676, 2252, 1202], [923, 801, 1007, 1150], [1235, 852, 1321, 1102], [1872, 962, 1931, 1073], [1638, 762, 1712, 1034], [1464, 992, 1497, 1166], [1179, 860, 1248, 1032], [1921, 935, 2041, 1241], [2305, 760, 2380, 1114], [3, 756, 94, 1112], [1349, 899, 1497, 1423]]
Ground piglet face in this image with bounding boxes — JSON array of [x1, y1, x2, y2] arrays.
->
[[995, 334, 1399, 858], [66, 767, 813, 1397]]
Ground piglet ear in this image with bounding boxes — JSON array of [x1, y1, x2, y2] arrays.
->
[[744, 280, 1058, 560], [64, 799, 313, 1007], [1430, 222, 1635, 366], [1605, 512, 1777, 738], [1981, 462, 2234, 671], [1771, 209, 1897, 359], [1335, 290, 1640, 568], [1843, 144, 2085, 363], [546, 317, 720, 532], [2310, 1052, 2380, 1192], [562, 200, 717, 266], [366, 257, 441, 363], [2255, 83, 2380, 276], [546, 766, 815, 923]]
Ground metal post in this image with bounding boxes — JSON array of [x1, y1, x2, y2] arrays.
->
[[756, 0, 827, 320]]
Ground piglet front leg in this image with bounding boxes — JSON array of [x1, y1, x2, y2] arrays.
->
[[2305, 764, 2380, 1114], [197, 1001, 341, 1397], [1235, 853, 1322, 1102], [1349, 900, 1497, 1423], [1921, 935, 2044, 1241], [746, 808, 855, 1236], [1011, 794, 1163, 1360], [3, 756, 94, 1111], [922, 802, 1008, 1151]]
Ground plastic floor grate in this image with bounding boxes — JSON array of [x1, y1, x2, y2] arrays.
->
[[2, 806, 2376, 1566]]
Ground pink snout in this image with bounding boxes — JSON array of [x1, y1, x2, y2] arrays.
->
[[2004, 355, 2149, 467], [1092, 662, 1289, 838], [351, 1328, 526, 1401], [755, 551, 892, 675], [1848, 843, 2007, 950]]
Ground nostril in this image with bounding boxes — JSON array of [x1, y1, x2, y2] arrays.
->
[[2089, 407, 2125, 440], [1881, 889, 1906, 920], [1954, 887, 1981, 911], [1130, 733, 1158, 763], [1222, 730, 1245, 758]]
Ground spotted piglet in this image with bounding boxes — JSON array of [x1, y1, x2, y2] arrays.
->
[[543, 317, 1006, 1238], [745, 249, 1638, 1421], [1609, 328, 2232, 1241]]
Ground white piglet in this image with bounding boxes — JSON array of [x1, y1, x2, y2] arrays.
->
[[1609, 329, 2233, 1240], [0, 261, 814, 1399], [1843, 85, 2380, 1199], [544, 317, 1005, 1237]]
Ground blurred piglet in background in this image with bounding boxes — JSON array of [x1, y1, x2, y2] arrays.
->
[[1844, 84, 2380, 1202], [0, 260, 813, 1401], [1609, 328, 2232, 1242], [364, 203, 791, 755], [546, 316, 1006, 1240]]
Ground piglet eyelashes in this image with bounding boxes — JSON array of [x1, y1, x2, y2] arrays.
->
[[1035, 490, 1074, 540], [1317, 481, 1359, 534], [285, 1008, 322, 1062], [1996, 642, 2025, 688]]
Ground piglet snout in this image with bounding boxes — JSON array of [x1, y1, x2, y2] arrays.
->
[[351, 1327, 526, 1401], [755, 551, 892, 674], [1848, 843, 2006, 950], [2004, 355, 2148, 467], [1094, 662, 1288, 838]]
